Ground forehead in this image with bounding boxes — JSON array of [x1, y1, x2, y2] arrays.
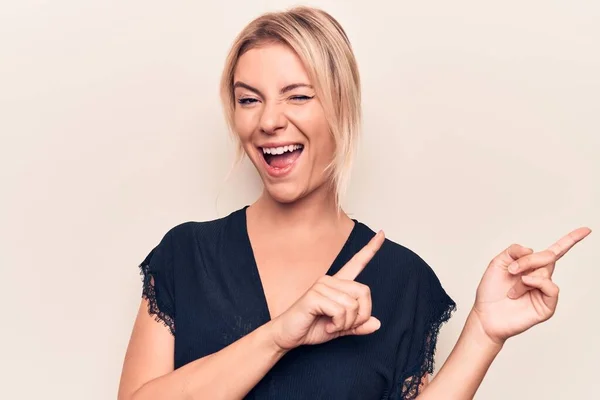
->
[[233, 43, 311, 88]]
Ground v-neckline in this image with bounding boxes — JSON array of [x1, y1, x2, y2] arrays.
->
[[238, 205, 360, 322]]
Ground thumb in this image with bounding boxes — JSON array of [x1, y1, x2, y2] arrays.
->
[[340, 317, 381, 336]]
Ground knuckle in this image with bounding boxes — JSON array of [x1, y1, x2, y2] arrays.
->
[[339, 293, 352, 306], [544, 249, 557, 262], [361, 307, 372, 320], [334, 302, 345, 314], [360, 284, 371, 297], [357, 256, 369, 267], [306, 289, 320, 303]]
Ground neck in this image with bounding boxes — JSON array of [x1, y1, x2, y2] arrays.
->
[[248, 184, 351, 235]]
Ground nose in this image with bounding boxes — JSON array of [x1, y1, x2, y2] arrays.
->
[[259, 101, 287, 135]]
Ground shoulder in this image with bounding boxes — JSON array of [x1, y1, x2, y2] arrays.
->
[[355, 221, 435, 277], [380, 237, 440, 282], [378, 232, 456, 316], [140, 209, 243, 277], [379, 237, 424, 268], [354, 221, 451, 301], [161, 207, 242, 245]]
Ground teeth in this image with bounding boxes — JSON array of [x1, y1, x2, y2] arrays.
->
[[261, 144, 303, 155]]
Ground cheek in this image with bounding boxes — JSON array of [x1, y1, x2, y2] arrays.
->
[[287, 103, 330, 144], [233, 109, 257, 143]]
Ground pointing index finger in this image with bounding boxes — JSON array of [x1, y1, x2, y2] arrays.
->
[[547, 227, 591, 260], [334, 230, 385, 281]]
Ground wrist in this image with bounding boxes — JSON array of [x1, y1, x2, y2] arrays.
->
[[257, 320, 290, 358], [465, 308, 505, 353]]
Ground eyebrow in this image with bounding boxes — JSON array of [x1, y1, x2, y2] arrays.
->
[[233, 81, 313, 97], [280, 83, 313, 94]]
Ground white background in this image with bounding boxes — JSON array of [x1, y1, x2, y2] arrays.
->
[[1, 1, 598, 398]]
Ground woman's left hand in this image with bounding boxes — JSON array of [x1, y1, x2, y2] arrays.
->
[[472, 227, 591, 345]]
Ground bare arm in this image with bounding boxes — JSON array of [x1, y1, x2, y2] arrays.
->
[[117, 299, 287, 400], [118, 231, 385, 399], [417, 228, 591, 399], [416, 309, 503, 399]]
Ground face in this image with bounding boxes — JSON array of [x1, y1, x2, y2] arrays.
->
[[232, 43, 335, 204]]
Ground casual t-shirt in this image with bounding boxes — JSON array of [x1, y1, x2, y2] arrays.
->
[[138, 205, 456, 399]]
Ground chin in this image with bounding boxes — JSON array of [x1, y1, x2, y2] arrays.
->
[[264, 183, 307, 204], [266, 185, 304, 204]]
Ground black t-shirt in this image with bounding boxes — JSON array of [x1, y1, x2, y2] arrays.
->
[[138, 205, 456, 399]]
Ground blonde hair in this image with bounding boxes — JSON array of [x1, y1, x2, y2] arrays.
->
[[219, 6, 361, 210]]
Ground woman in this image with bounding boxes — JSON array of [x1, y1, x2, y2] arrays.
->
[[118, 6, 590, 400]]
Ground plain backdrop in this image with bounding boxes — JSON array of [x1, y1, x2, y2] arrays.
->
[[1, 1, 598, 399]]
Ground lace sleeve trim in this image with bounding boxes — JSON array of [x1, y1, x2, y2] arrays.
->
[[399, 301, 456, 399], [140, 262, 176, 336]]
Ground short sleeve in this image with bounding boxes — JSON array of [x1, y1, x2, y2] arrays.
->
[[391, 255, 457, 399], [138, 229, 176, 335]]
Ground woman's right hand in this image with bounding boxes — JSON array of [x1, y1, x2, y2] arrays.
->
[[267, 231, 385, 351]]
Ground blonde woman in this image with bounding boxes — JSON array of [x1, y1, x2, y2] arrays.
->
[[118, 6, 590, 400]]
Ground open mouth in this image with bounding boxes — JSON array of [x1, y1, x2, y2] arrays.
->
[[260, 144, 304, 169]]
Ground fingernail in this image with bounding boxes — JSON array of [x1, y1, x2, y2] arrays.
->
[[508, 262, 519, 273], [507, 287, 517, 299]]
